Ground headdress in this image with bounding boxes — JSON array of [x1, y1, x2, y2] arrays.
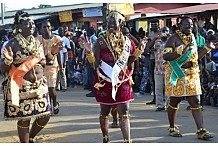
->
[[107, 10, 125, 26], [18, 13, 33, 23]]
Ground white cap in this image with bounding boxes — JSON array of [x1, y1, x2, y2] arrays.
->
[[207, 29, 215, 36]]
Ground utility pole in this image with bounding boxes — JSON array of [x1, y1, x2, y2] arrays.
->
[[1, 3, 4, 25], [102, 3, 108, 30]]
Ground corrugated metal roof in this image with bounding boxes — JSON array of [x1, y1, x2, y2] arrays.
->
[[161, 3, 218, 14], [0, 3, 103, 18], [135, 7, 162, 13], [0, 14, 51, 25], [127, 3, 218, 21], [126, 7, 165, 20]]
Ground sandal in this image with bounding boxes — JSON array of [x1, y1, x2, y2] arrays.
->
[[196, 128, 213, 140], [29, 138, 34, 143], [53, 102, 59, 115], [110, 123, 119, 128], [103, 135, 110, 143], [124, 139, 132, 143], [168, 126, 182, 137]]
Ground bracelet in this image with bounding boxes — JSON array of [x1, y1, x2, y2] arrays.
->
[[162, 47, 173, 55], [206, 47, 211, 53], [176, 46, 183, 56], [133, 49, 143, 58], [4, 58, 13, 66], [86, 52, 95, 63]]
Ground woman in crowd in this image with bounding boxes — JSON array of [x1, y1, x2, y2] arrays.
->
[[0, 10, 51, 143], [163, 16, 213, 140], [80, 10, 146, 143]]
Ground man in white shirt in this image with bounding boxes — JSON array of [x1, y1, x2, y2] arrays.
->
[[56, 27, 71, 91]]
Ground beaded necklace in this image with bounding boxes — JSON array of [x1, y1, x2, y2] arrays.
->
[[15, 33, 38, 56], [176, 30, 193, 47]]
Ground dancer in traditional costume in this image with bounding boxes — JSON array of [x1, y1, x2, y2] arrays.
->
[[80, 10, 146, 143], [0, 10, 51, 143], [163, 16, 213, 140]]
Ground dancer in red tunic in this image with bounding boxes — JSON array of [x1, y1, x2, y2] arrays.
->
[[80, 10, 146, 143]]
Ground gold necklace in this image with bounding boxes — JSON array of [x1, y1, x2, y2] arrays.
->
[[102, 34, 129, 79], [106, 31, 125, 60], [15, 33, 39, 56], [176, 30, 193, 47]]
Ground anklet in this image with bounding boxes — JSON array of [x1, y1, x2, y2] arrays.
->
[[36, 121, 46, 128], [17, 124, 29, 129]]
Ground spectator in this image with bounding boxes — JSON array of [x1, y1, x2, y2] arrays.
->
[[65, 31, 76, 88], [85, 27, 97, 97], [151, 26, 170, 111], [56, 27, 70, 92], [146, 18, 160, 104]]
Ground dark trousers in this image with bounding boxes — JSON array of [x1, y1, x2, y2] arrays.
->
[[149, 59, 156, 100], [87, 62, 96, 92], [67, 58, 75, 87]]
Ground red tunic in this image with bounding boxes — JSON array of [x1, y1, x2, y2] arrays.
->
[[93, 39, 136, 105]]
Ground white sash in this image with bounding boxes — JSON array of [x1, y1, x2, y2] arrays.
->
[[99, 36, 131, 100]]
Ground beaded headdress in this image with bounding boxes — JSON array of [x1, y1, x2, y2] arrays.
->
[[107, 10, 126, 26], [18, 14, 33, 23]]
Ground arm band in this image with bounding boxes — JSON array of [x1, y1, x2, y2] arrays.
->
[[133, 49, 143, 59], [175, 46, 183, 56], [206, 47, 212, 53], [162, 47, 173, 55], [86, 52, 95, 64]]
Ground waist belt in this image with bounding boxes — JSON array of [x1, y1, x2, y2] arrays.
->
[[97, 69, 129, 84]]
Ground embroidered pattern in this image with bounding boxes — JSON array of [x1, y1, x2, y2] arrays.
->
[[165, 31, 202, 97]]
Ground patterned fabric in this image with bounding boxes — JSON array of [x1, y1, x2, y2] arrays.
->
[[153, 39, 166, 75], [165, 39, 202, 97], [2, 77, 51, 120]]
